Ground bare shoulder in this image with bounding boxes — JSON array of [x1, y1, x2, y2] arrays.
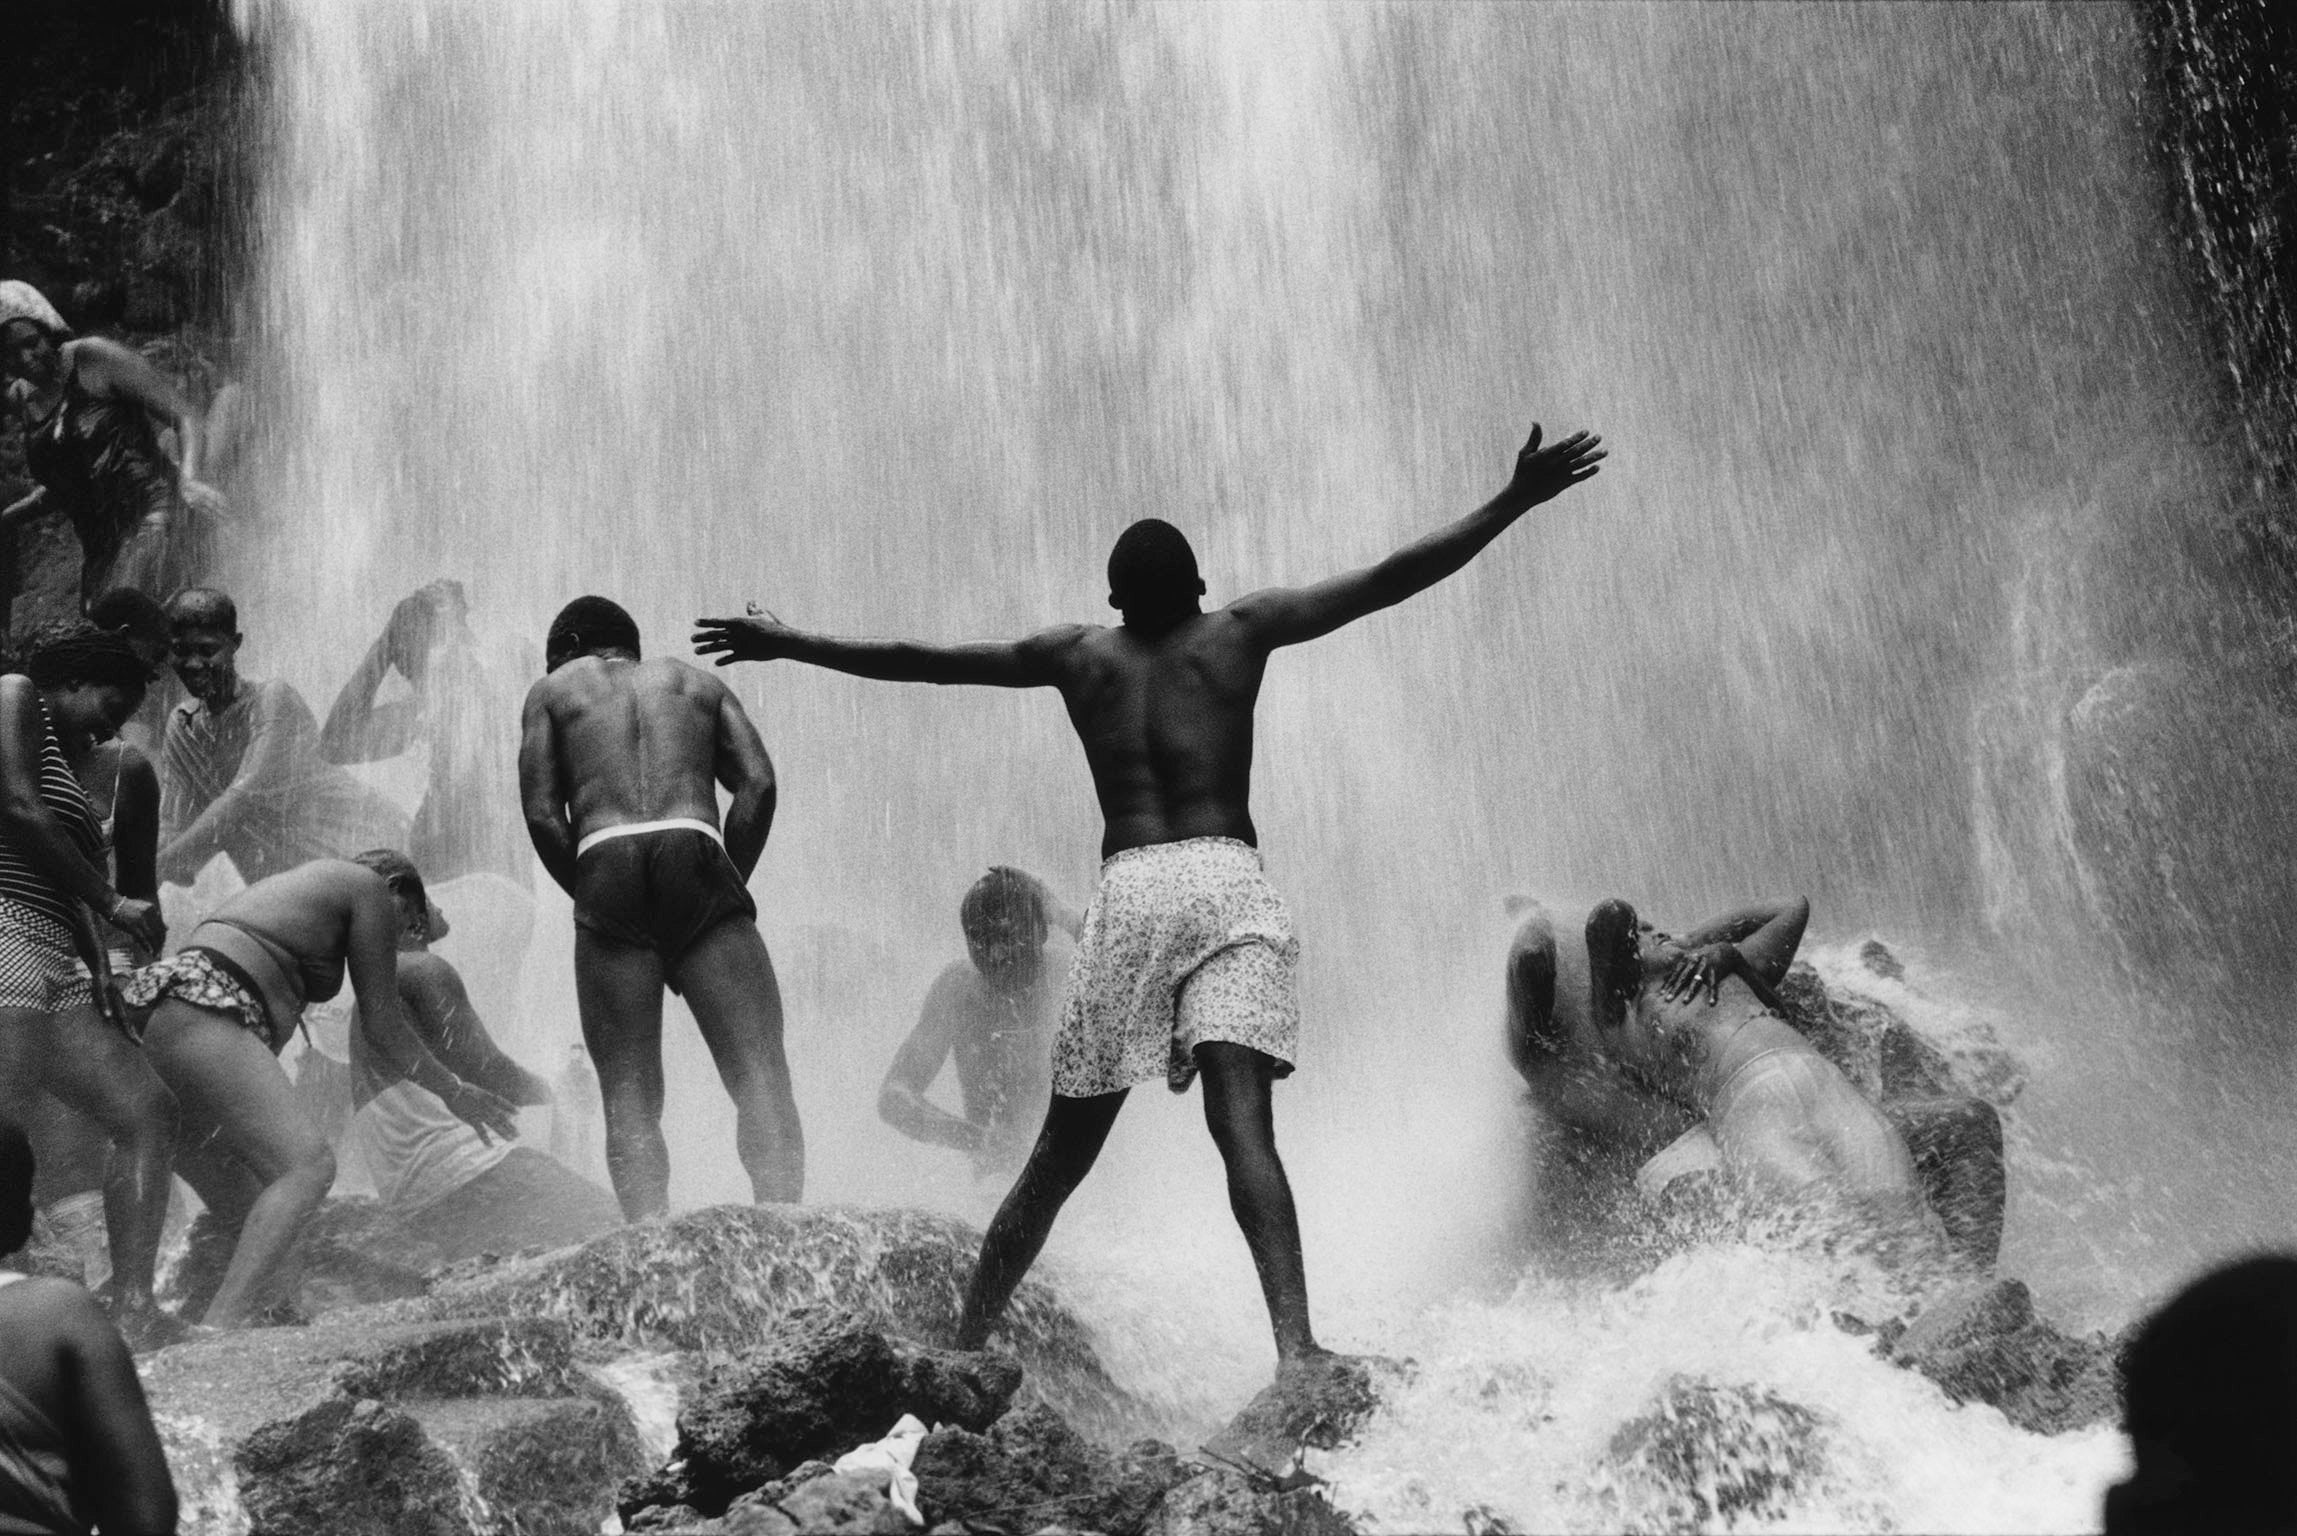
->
[[0, 1274, 110, 1336], [394, 949, 459, 990], [1017, 623, 1100, 668]]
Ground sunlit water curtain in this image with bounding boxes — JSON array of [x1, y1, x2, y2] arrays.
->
[[225, 4, 2289, 1529]]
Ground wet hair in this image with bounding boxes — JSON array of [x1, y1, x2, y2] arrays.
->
[[23, 621, 152, 693], [1584, 897, 1643, 1035], [2108, 1253, 2297, 1533], [89, 586, 172, 653], [0, 1118, 32, 1256], [0, 315, 61, 349], [960, 867, 1046, 940], [351, 847, 426, 911], [547, 596, 640, 671], [165, 586, 239, 634], [1106, 519, 1204, 616]]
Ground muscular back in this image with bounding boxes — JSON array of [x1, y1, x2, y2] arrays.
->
[[526, 656, 730, 838], [1042, 611, 1270, 857]]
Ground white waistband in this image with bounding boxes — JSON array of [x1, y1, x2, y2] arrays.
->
[[576, 817, 724, 858]]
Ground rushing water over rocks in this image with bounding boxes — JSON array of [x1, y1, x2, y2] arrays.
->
[[172, 1, 2297, 1528]]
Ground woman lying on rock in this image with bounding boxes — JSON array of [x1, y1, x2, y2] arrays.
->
[[1582, 896, 1929, 1230], [123, 852, 520, 1327]]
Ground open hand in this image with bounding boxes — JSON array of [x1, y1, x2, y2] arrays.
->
[[110, 896, 165, 956], [1505, 425, 1606, 508], [449, 1084, 522, 1145], [1660, 941, 1737, 1006], [692, 602, 793, 667]]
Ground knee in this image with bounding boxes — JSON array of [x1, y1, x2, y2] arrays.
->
[[280, 1141, 335, 1197]]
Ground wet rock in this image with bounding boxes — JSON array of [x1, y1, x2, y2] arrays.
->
[[1595, 1376, 1827, 1533], [910, 1406, 1189, 1535], [1200, 1353, 1391, 1477], [1142, 1467, 1357, 1536], [770, 1472, 913, 1533], [621, 1309, 1020, 1519], [426, 1203, 1143, 1436], [140, 1316, 646, 1535], [236, 1396, 469, 1536], [1885, 1279, 2122, 1434]]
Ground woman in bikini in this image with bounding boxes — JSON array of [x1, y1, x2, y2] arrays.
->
[[1584, 896, 1925, 1223], [0, 626, 177, 1348], [123, 856, 521, 1327]]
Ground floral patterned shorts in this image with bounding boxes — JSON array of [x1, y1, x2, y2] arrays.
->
[[120, 947, 279, 1047], [1051, 836, 1300, 1098]]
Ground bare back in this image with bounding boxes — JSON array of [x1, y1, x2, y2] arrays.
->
[[526, 655, 731, 841], [1043, 610, 1270, 858]]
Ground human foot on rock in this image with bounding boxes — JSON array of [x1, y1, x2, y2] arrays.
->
[[106, 1297, 199, 1354], [1201, 1350, 1407, 1477]]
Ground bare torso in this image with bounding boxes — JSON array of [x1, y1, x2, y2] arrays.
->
[[940, 962, 1061, 1132], [526, 656, 729, 842], [1044, 611, 1268, 857]]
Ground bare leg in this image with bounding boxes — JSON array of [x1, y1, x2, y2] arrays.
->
[[141, 1003, 333, 1328], [0, 1004, 177, 1310], [669, 919, 802, 1204], [954, 1090, 1127, 1350], [1196, 1042, 1319, 1362], [574, 929, 670, 1219]]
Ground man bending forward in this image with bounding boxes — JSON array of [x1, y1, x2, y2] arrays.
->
[[697, 424, 1603, 1367], [520, 597, 801, 1217]]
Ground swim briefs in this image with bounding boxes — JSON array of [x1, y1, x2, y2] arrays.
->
[[572, 820, 755, 975], [1051, 836, 1299, 1097], [120, 946, 278, 1047], [0, 895, 93, 1013]]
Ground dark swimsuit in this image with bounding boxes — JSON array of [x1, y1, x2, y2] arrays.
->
[[23, 354, 194, 601], [572, 822, 754, 989]]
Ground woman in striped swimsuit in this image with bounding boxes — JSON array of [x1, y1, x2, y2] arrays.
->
[[0, 629, 176, 1349]]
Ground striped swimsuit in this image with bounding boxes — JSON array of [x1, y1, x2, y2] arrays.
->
[[0, 702, 106, 1014]]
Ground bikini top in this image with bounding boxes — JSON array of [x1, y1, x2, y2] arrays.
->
[[194, 914, 347, 1010]]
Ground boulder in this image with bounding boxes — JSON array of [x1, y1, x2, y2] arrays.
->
[[139, 1315, 646, 1535], [619, 1309, 1020, 1519], [422, 1203, 1144, 1437], [1141, 1468, 1358, 1536], [1594, 1376, 1827, 1532], [1884, 1279, 2122, 1434], [909, 1405, 1190, 1534]]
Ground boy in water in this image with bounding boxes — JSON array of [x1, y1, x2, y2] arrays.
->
[[697, 422, 1603, 1373], [518, 597, 801, 1217], [880, 868, 1079, 1177]]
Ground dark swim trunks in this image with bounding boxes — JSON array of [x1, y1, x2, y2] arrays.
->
[[572, 820, 755, 980]]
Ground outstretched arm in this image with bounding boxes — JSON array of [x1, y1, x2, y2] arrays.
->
[[1228, 425, 1604, 649], [693, 608, 1087, 689], [320, 631, 417, 764], [400, 956, 551, 1106], [346, 877, 520, 1140], [710, 682, 777, 880], [518, 685, 578, 897]]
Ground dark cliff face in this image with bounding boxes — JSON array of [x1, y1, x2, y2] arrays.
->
[[2147, 0, 2297, 585]]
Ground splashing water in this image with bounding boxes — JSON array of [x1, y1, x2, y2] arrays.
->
[[214, 2, 2297, 1528]]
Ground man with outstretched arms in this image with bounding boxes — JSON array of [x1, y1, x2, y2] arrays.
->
[[697, 424, 1604, 1374], [518, 596, 802, 1219]]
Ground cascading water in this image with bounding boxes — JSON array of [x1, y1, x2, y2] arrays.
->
[[211, 1, 2297, 1528]]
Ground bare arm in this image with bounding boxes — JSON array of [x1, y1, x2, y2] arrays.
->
[[710, 682, 776, 880], [1661, 897, 1811, 1003], [155, 682, 301, 885], [0, 485, 48, 526], [110, 749, 160, 906], [75, 336, 201, 482], [988, 865, 1083, 938], [54, 1287, 180, 1535], [1228, 425, 1604, 650], [345, 879, 519, 1140], [0, 680, 156, 953], [517, 685, 578, 898], [399, 956, 550, 1106], [693, 610, 1086, 690], [877, 970, 983, 1155], [320, 632, 419, 764]]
